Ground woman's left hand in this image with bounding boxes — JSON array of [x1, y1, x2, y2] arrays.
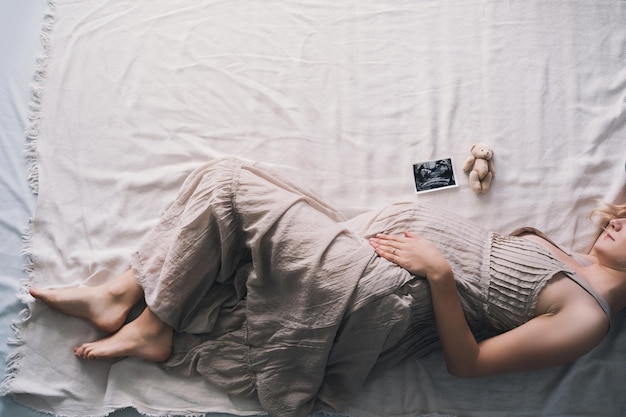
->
[[369, 231, 451, 281]]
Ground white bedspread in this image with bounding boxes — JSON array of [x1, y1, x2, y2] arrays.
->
[[2, 1, 625, 416]]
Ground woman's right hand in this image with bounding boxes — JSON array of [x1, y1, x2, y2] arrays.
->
[[369, 231, 452, 282]]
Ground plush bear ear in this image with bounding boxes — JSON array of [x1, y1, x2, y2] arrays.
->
[[469, 143, 476, 152]]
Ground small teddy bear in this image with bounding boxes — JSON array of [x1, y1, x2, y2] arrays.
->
[[462, 142, 495, 193]]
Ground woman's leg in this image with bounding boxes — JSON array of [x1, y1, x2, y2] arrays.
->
[[73, 306, 173, 362], [29, 268, 144, 333], [31, 159, 247, 361]]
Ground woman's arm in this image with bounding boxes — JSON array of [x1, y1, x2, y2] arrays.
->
[[426, 268, 482, 376], [369, 232, 608, 377], [420, 265, 606, 377]]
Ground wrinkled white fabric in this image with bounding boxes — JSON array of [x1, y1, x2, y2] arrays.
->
[[3, 0, 626, 416]]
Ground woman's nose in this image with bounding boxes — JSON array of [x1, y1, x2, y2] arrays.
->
[[609, 219, 624, 231]]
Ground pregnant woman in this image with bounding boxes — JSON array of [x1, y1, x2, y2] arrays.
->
[[30, 157, 626, 417]]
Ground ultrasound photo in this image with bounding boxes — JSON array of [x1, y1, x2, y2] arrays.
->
[[413, 158, 458, 194]]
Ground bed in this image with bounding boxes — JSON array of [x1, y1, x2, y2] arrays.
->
[[1, 1, 625, 417]]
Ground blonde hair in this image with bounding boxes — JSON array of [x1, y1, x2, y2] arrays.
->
[[590, 202, 626, 225]]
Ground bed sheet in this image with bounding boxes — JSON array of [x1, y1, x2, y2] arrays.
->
[[1, 1, 625, 417], [0, 2, 44, 416]]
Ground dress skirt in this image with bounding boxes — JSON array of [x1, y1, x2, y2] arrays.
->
[[130, 157, 420, 417]]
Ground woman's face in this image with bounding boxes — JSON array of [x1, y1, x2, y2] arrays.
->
[[594, 218, 626, 271]]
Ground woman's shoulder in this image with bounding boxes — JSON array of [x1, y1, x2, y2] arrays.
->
[[534, 272, 610, 333]]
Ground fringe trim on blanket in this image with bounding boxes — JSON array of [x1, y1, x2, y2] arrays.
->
[[24, 0, 57, 195], [0, 0, 57, 399], [0, 220, 35, 397]]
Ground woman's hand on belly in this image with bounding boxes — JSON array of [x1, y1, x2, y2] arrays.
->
[[369, 231, 452, 281]]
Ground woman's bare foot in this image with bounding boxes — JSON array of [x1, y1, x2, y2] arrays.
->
[[73, 307, 173, 362], [29, 269, 143, 333]]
